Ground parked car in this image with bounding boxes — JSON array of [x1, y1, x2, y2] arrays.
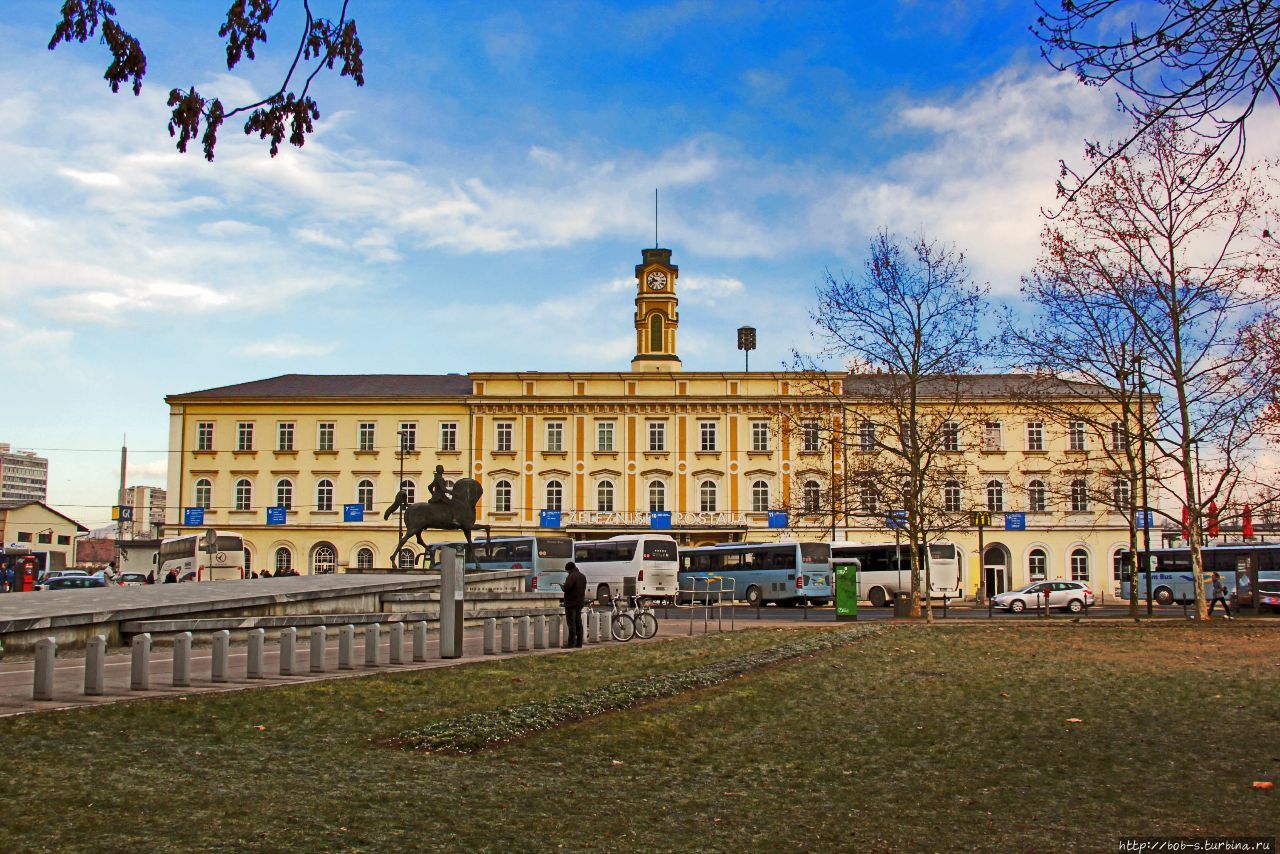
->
[[1258, 581, 1280, 615], [118, 572, 150, 587], [42, 576, 107, 591], [34, 569, 90, 590], [991, 580, 1095, 614]]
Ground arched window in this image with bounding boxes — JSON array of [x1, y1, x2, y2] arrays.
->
[[597, 480, 614, 512], [276, 479, 293, 511], [649, 314, 663, 352], [494, 480, 512, 514], [274, 547, 292, 575], [399, 479, 416, 505], [1028, 480, 1047, 513], [1112, 478, 1131, 511], [545, 479, 563, 512], [1070, 547, 1089, 582], [1028, 548, 1047, 581], [243, 547, 253, 574], [649, 480, 666, 512], [699, 480, 717, 512], [943, 480, 962, 513], [751, 480, 770, 512], [803, 479, 821, 513], [234, 478, 253, 511], [986, 480, 1004, 513], [859, 481, 879, 515], [357, 479, 375, 511], [1113, 550, 1127, 581], [316, 479, 334, 512], [313, 544, 337, 575], [356, 547, 374, 569], [1070, 479, 1089, 512], [194, 478, 212, 510], [398, 548, 416, 569]]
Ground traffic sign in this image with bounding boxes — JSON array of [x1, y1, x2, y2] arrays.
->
[[886, 509, 907, 530], [183, 507, 205, 526], [1004, 512, 1026, 531], [971, 510, 992, 527], [343, 504, 364, 523], [539, 510, 562, 528], [1136, 509, 1156, 529], [266, 507, 287, 526], [767, 510, 789, 529], [650, 511, 672, 530]]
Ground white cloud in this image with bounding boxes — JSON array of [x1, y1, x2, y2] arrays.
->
[[242, 338, 337, 358], [679, 275, 745, 305]]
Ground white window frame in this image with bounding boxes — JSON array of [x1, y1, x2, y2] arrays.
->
[[494, 479, 513, 514], [399, 479, 416, 505], [750, 420, 770, 452], [495, 421, 514, 453], [1028, 548, 1047, 581], [986, 479, 1004, 513], [1070, 548, 1090, 582], [648, 480, 666, 512], [803, 479, 822, 513], [596, 420, 615, 452], [1025, 421, 1044, 452], [802, 420, 820, 453], [751, 479, 770, 512], [699, 420, 718, 452], [196, 421, 214, 451], [699, 480, 718, 512], [942, 421, 960, 452], [546, 421, 565, 453], [237, 422, 254, 452], [194, 478, 212, 509], [277, 422, 295, 452], [358, 422, 376, 452], [1028, 480, 1047, 513], [234, 478, 253, 511], [316, 479, 334, 512], [859, 420, 876, 453], [983, 421, 1003, 452], [943, 480, 962, 513], [648, 421, 666, 452], [275, 478, 293, 511], [317, 422, 335, 452], [545, 479, 564, 511], [400, 422, 418, 452], [357, 479, 375, 511], [597, 479, 614, 512], [1068, 420, 1087, 452]]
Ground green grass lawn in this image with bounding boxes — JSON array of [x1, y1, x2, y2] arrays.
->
[[1, 624, 1277, 852]]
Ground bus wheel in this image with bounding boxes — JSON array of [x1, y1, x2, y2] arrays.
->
[[1153, 587, 1174, 607], [869, 587, 888, 608], [745, 586, 763, 607]]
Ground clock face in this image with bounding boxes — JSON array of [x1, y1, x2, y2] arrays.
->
[[646, 270, 668, 290]]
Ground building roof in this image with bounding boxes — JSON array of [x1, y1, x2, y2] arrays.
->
[[842, 372, 1110, 398], [167, 374, 474, 401], [0, 501, 89, 532]]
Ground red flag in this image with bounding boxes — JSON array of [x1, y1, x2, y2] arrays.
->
[[1243, 504, 1254, 539], [1181, 505, 1190, 539], [1207, 501, 1219, 538]]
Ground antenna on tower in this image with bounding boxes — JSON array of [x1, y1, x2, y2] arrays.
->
[[654, 188, 659, 248]]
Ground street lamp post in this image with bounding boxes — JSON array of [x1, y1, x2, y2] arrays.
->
[[396, 429, 406, 567]]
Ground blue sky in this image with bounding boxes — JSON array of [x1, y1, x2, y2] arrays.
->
[[6, 1, 1258, 528]]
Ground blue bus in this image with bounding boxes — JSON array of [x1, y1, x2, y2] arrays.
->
[[678, 541, 832, 607], [1119, 544, 1280, 606], [429, 535, 574, 593]]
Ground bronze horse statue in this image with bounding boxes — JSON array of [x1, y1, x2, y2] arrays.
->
[[383, 478, 484, 568]]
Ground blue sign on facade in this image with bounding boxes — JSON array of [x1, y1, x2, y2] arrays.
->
[[650, 511, 672, 530], [886, 509, 907, 530], [540, 510, 562, 528], [1004, 512, 1026, 531], [767, 510, 789, 529], [183, 507, 205, 526], [1137, 509, 1156, 529], [266, 507, 287, 526], [343, 504, 364, 523]]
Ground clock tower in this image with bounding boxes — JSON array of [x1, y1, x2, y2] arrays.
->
[[631, 247, 681, 372]]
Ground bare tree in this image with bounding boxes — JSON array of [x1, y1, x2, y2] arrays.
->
[[48, 1, 365, 159]]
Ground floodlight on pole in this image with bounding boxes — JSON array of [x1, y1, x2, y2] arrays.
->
[[737, 326, 756, 372]]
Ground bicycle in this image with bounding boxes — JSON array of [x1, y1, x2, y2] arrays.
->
[[607, 595, 636, 641], [629, 595, 658, 639]]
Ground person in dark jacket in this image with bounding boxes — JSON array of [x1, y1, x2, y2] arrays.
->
[[560, 561, 587, 648], [163, 568, 178, 583]]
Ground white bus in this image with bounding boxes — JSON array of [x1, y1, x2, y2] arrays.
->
[[157, 532, 247, 581], [829, 540, 962, 606], [572, 534, 679, 603]]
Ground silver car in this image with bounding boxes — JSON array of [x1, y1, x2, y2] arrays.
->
[[992, 580, 1095, 614]]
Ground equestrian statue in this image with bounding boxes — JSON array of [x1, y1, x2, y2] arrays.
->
[[383, 473, 484, 568]]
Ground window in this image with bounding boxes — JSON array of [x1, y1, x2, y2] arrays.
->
[[942, 421, 960, 452], [648, 480, 666, 512], [196, 421, 215, 451], [802, 420, 820, 452], [243, 548, 252, 573], [1028, 480, 1047, 513], [751, 480, 770, 512], [751, 421, 770, 452], [234, 478, 252, 511], [1112, 478, 1132, 511], [400, 422, 418, 452], [796, 479, 818, 513], [545, 479, 563, 511], [357, 479, 375, 511], [495, 421, 514, 452], [983, 421, 1003, 451], [356, 548, 374, 570], [236, 422, 254, 451], [194, 478, 212, 509], [317, 422, 335, 451], [278, 422, 295, 451], [699, 421, 718, 452], [1070, 548, 1089, 582], [859, 481, 879, 515], [1028, 548, 1047, 581], [313, 545, 337, 575], [649, 314, 664, 351], [944, 480, 962, 513], [494, 480, 512, 514], [358, 422, 376, 452], [1111, 420, 1129, 451], [37, 532, 52, 544], [399, 479, 416, 505], [597, 421, 615, 452], [699, 480, 718, 512], [58, 535, 71, 546], [1070, 479, 1089, 512], [1113, 551, 1127, 581], [858, 420, 875, 452], [648, 421, 666, 452], [316, 479, 334, 512], [276, 479, 293, 511], [16, 532, 31, 542], [1068, 420, 1087, 451], [274, 547, 292, 575], [1025, 421, 1044, 452], [987, 480, 1004, 513], [546, 421, 564, 452], [398, 549, 416, 569], [597, 480, 615, 512]]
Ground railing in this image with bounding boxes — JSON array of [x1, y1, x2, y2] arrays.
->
[[673, 576, 736, 635]]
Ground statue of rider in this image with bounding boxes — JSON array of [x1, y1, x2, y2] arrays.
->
[[427, 464, 451, 506]]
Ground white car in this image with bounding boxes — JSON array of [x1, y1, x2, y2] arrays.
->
[[992, 580, 1095, 614]]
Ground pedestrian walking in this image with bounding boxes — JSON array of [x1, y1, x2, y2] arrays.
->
[[163, 568, 178, 584], [560, 561, 586, 648], [146, 570, 155, 585], [1208, 572, 1233, 619]]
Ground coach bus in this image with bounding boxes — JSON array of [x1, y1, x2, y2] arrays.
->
[[428, 535, 574, 593], [678, 541, 832, 607], [829, 540, 962, 606], [157, 532, 247, 581], [572, 534, 679, 604], [1119, 544, 1280, 606]]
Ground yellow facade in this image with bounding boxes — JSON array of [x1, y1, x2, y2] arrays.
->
[[165, 247, 1134, 598], [0, 501, 87, 571]]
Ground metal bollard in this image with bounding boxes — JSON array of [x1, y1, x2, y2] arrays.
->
[[33, 637, 56, 701], [412, 621, 428, 662], [310, 625, 327, 673], [85, 635, 106, 696], [172, 631, 193, 687], [533, 615, 546, 649], [484, 618, 497, 655], [278, 627, 297, 676], [338, 625, 355, 670], [549, 614, 562, 648], [365, 623, 381, 667], [211, 630, 230, 682], [247, 629, 265, 679], [501, 617, 515, 653], [130, 633, 152, 691], [586, 610, 598, 644], [518, 616, 531, 651], [389, 622, 405, 665]]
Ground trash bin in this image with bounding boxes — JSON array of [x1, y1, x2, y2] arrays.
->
[[893, 591, 913, 618]]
